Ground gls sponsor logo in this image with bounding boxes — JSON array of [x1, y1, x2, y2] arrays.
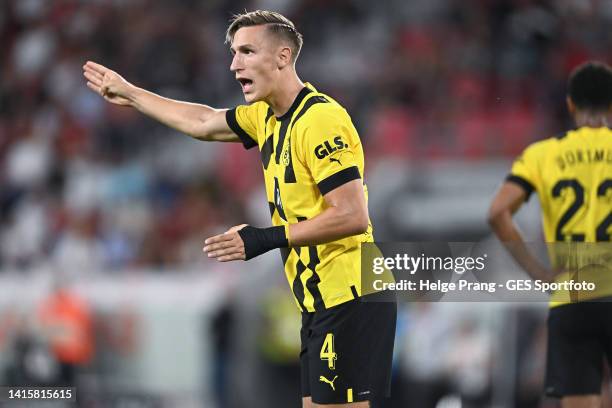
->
[[314, 136, 349, 159]]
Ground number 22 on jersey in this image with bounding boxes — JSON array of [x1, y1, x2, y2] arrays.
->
[[553, 178, 612, 242]]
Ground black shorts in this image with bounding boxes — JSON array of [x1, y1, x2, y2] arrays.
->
[[545, 299, 612, 398], [300, 291, 397, 404]]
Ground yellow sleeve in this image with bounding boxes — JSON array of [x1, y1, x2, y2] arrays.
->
[[297, 107, 362, 195], [225, 102, 265, 149], [507, 141, 544, 200]]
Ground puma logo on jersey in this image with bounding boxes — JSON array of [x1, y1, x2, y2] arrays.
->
[[315, 136, 349, 159], [319, 375, 338, 391], [329, 157, 342, 166]]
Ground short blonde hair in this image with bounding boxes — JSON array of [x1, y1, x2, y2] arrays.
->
[[226, 10, 303, 62]]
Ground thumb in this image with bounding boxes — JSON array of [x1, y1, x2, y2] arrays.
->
[[226, 224, 249, 234]]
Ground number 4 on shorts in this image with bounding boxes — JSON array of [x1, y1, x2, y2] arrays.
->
[[320, 333, 337, 370]]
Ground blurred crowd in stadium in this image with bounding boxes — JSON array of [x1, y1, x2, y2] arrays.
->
[[4, 0, 612, 271], [1, 0, 612, 407]]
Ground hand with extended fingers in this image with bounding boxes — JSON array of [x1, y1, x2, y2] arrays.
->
[[82, 61, 134, 106], [203, 224, 248, 262]]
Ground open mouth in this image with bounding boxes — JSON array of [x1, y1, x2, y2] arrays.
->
[[237, 78, 253, 92]]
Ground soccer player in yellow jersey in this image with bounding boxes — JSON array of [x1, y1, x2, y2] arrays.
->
[[83, 10, 395, 408], [489, 61, 612, 408]]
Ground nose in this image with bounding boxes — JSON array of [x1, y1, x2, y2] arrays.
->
[[230, 53, 242, 72]]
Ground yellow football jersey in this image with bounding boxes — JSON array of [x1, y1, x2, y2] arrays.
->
[[226, 83, 374, 312], [509, 126, 612, 304]]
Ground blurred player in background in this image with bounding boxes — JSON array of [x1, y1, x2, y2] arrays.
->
[[488, 61, 612, 408], [83, 9, 395, 408]]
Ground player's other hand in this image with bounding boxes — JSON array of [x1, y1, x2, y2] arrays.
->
[[536, 265, 565, 284], [203, 224, 248, 262], [83, 61, 133, 106]]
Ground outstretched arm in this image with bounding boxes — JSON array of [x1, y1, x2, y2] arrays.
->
[[488, 182, 556, 282], [82, 61, 239, 142], [203, 179, 369, 261]]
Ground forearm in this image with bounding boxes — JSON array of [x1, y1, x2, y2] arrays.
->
[[128, 87, 221, 139], [233, 208, 366, 261], [222, 181, 369, 261], [288, 206, 368, 247], [489, 212, 554, 282]]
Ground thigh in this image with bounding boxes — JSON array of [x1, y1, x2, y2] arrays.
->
[[305, 295, 397, 405], [304, 396, 370, 408], [561, 395, 601, 408], [545, 303, 604, 398]]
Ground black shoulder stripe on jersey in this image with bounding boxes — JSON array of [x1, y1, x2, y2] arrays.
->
[[276, 87, 312, 122], [506, 174, 535, 201], [289, 95, 329, 128], [318, 166, 361, 196], [276, 92, 327, 165], [262, 109, 275, 168], [261, 134, 274, 169], [350, 285, 359, 299], [281, 95, 330, 182], [226, 108, 257, 150], [275, 120, 291, 165], [264, 107, 274, 124]]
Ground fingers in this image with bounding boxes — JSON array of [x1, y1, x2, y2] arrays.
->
[[84, 61, 108, 75], [83, 63, 108, 97], [209, 247, 244, 261], [217, 253, 246, 262], [204, 233, 235, 247], [83, 64, 102, 78], [203, 231, 246, 261], [86, 81, 102, 94], [206, 247, 245, 261], [203, 238, 235, 253], [83, 70, 103, 87]]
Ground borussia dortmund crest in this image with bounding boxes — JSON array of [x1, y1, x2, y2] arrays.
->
[[282, 144, 291, 166]]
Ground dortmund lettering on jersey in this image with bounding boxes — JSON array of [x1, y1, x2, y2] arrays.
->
[[508, 126, 612, 304], [226, 83, 373, 312]]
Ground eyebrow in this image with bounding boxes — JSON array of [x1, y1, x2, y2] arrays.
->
[[230, 44, 256, 54]]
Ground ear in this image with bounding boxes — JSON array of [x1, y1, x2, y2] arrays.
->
[[277, 46, 293, 69], [566, 96, 575, 115]]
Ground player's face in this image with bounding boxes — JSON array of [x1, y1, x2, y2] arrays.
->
[[230, 26, 281, 103]]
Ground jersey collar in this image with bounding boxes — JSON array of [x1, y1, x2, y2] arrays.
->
[[276, 85, 313, 122]]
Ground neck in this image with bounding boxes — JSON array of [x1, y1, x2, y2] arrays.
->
[[266, 71, 304, 117], [574, 111, 609, 128]]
